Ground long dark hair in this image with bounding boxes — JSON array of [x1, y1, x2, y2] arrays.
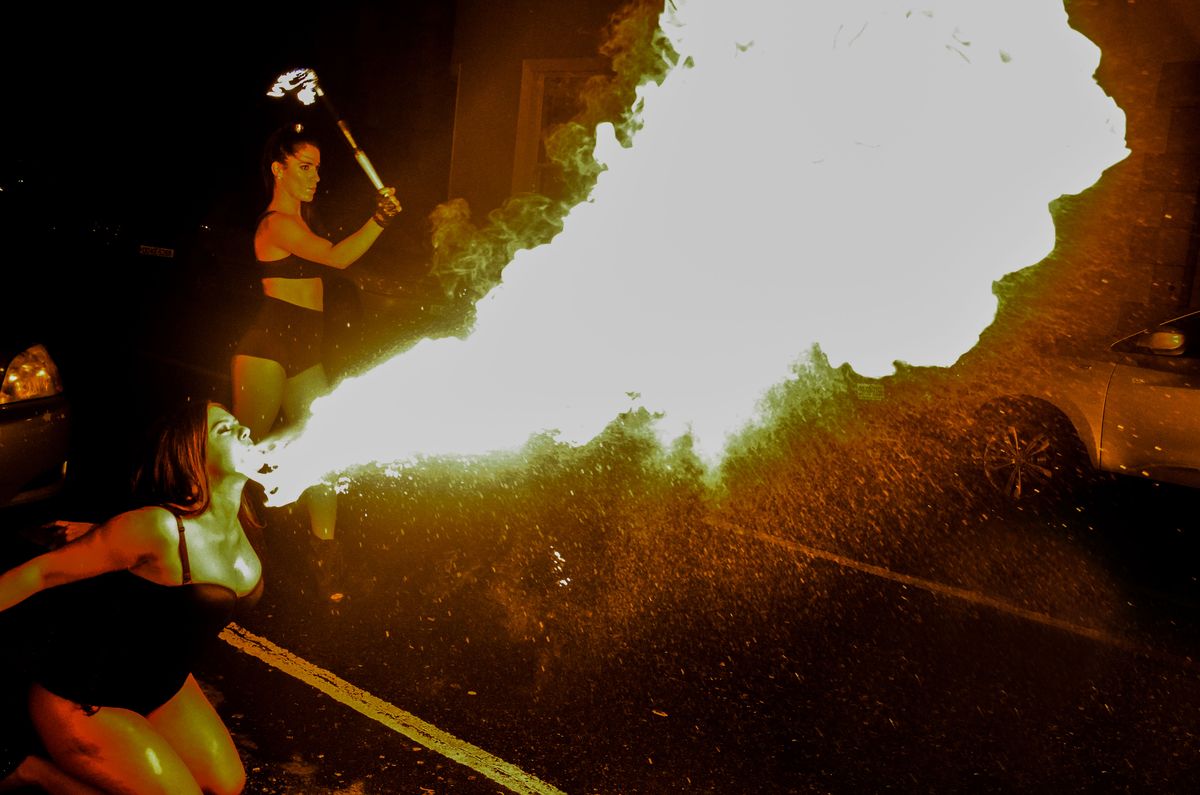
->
[[133, 399, 262, 531]]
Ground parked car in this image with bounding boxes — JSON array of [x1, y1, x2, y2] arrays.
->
[[0, 340, 70, 516], [971, 308, 1200, 504]]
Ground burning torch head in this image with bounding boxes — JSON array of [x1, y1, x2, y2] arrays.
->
[[267, 68, 321, 106], [265, 65, 386, 192]]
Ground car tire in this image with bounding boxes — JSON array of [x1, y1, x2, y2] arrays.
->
[[969, 399, 1092, 514]]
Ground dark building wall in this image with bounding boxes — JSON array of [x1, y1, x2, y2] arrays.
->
[[1066, 0, 1200, 322], [448, 0, 627, 219], [329, 1, 461, 271]]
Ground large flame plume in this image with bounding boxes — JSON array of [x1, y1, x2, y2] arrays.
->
[[251, 0, 1128, 505]]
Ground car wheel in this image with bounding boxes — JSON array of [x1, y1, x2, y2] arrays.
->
[[971, 399, 1091, 511]]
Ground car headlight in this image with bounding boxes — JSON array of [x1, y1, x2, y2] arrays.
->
[[0, 344, 64, 404]]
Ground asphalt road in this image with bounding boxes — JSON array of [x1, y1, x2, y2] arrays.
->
[[182, 471, 1199, 794], [6, 347, 1200, 793]]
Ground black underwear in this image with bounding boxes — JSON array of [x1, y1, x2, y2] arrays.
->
[[30, 512, 263, 716], [234, 296, 324, 377]]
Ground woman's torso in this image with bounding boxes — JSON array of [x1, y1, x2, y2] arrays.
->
[[256, 210, 325, 311], [29, 512, 263, 713]]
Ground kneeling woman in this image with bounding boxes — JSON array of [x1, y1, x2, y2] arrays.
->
[[0, 402, 263, 795]]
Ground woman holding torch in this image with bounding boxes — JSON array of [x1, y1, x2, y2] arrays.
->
[[232, 123, 402, 604]]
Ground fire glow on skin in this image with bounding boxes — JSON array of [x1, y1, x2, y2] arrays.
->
[[249, 0, 1129, 506]]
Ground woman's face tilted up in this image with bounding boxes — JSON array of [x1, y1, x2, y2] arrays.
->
[[273, 143, 321, 204], [206, 405, 254, 478]]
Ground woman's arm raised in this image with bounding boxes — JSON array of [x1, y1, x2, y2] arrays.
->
[[265, 210, 388, 271]]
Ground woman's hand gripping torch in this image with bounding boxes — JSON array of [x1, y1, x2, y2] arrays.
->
[[267, 68, 402, 217]]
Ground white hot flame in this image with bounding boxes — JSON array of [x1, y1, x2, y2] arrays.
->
[[267, 68, 320, 106], [254, 0, 1128, 505]]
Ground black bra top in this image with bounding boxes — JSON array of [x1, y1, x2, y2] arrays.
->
[[256, 211, 326, 280], [30, 509, 263, 714], [175, 513, 264, 611], [259, 253, 326, 281]]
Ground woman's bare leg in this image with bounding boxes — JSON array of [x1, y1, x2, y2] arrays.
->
[[0, 753, 105, 794], [230, 355, 287, 441], [29, 685, 202, 795], [148, 676, 245, 795], [281, 364, 337, 543]]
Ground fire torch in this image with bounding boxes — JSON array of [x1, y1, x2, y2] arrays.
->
[[267, 68, 387, 193]]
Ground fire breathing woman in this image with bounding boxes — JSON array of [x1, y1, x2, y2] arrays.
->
[[231, 123, 402, 604], [0, 401, 264, 794]]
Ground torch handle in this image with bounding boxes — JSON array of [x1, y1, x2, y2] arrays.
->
[[318, 92, 387, 192], [349, 142, 386, 192]]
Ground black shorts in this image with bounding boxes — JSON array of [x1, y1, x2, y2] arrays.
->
[[234, 297, 324, 377]]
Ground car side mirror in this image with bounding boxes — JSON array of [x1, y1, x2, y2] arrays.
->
[[1133, 329, 1185, 356]]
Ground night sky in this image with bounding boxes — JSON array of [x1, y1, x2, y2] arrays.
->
[[1, 5, 458, 493], [3, 3, 456, 248]]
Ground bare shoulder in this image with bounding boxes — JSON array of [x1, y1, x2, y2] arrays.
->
[[31, 506, 181, 580], [264, 210, 304, 234], [102, 506, 178, 553], [260, 211, 307, 250]]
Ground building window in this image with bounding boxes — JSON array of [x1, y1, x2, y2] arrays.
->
[[512, 57, 611, 199]]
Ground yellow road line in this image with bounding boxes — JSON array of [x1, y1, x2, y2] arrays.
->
[[707, 518, 1196, 670], [220, 623, 567, 795]]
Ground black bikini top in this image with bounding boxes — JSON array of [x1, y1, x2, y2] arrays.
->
[[175, 513, 264, 612], [256, 211, 326, 280], [28, 510, 263, 714]]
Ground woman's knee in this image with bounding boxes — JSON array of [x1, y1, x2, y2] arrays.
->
[[198, 756, 246, 795], [231, 356, 286, 433], [148, 676, 245, 795]]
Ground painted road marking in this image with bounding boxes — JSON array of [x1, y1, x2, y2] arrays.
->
[[220, 623, 566, 795], [708, 518, 1196, 671]]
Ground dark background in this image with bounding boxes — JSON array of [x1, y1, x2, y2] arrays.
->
[[1, 3, 462, 518], [1, 3, 457, 248]]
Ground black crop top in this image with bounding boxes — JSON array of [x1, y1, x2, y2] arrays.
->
[[30, 512, 263, 714], [259, 252, 326, 280], [257, 211, 326, 280]]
